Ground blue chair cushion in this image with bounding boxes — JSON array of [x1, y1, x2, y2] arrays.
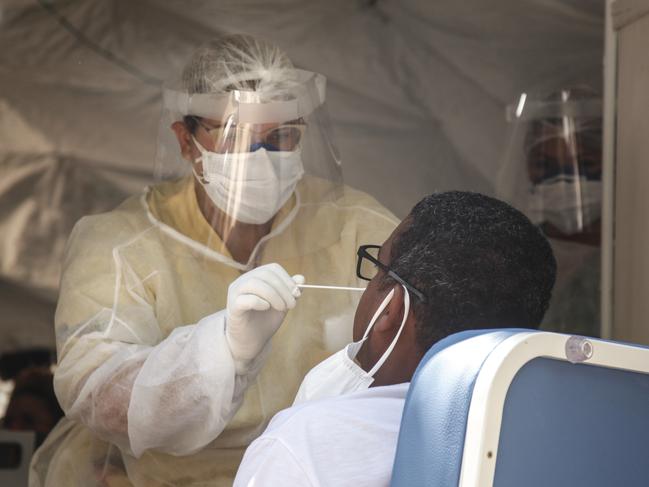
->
[[494, 356, 649, 486], [390, 328, 530, 487]]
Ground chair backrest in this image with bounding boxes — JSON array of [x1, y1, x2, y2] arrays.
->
[[0, 429, 34, 487], [390, 329, 649, 487]]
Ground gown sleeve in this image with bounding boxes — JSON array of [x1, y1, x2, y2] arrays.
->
[[53, 213, 265, 457]]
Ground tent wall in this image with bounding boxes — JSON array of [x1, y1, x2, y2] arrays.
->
[[0, 0, 604, 351], [612, 0, 649, 344]]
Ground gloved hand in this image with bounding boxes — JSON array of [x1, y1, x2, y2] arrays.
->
[[226, 263, 305, 369]]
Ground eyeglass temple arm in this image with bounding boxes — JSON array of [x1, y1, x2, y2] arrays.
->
[[387, 270, 427, 303]]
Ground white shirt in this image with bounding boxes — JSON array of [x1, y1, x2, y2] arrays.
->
[[234, 383, 409, 487]]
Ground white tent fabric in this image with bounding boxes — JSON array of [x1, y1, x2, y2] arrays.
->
[[0, 0, 603, 351]]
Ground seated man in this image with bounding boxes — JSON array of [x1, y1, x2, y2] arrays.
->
[[233, 191, 557, 486]]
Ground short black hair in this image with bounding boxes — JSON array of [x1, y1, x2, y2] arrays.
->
[[386, 191, 556, 353]]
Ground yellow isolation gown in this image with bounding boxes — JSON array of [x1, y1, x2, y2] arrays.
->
[[30, 176, 398, 486]]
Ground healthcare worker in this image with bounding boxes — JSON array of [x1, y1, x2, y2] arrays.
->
[[498, 87, 602, 337], [29, 34, 397, 486]]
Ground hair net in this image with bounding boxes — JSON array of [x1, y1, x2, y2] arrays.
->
[[181, 34, 298, 96]]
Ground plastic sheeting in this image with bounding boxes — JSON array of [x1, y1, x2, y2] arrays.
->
[[0, 0, 603, 350]]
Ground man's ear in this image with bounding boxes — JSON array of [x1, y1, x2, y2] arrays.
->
[[373, 285, 405, 334], [171, 121, 195, 162]]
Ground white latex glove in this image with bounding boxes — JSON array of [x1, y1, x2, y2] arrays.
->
[[226, 263, 305, 369]]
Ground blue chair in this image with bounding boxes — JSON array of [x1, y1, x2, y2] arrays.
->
[[390, 329, 649, 487]]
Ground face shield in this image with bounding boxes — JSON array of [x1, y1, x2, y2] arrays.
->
[[155, 67, 342, 228], [498, 89, 603, 238]]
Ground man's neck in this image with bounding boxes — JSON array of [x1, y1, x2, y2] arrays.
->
[[365, 349, 423, 388]]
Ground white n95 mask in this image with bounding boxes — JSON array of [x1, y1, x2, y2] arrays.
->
[[293, 285, 410, 405], [192, 137, 304, 224], [528, 175, 602, 235]]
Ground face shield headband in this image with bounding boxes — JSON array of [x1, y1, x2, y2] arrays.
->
[[162, 69, 326, 125]]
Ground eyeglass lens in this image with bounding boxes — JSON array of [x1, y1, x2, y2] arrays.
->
[[203, 124, 304, 153], [359, 246, 380, 280]]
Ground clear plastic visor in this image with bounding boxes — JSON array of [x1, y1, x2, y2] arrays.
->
[[151, 69, 345, 259], [498, 91, 603, 236], [156, 69, 340, 179]]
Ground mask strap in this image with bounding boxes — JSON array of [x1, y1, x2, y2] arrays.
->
[[191, 135, 208, 163], [191, 165, 208, 184], [361, 288, 395, 340], [367, 285, 410, 377]]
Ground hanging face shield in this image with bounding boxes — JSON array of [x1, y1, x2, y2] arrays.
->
[[153, 35, 343, 250], [498, 89, 603, 241]]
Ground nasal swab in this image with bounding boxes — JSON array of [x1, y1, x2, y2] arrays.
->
[[296, 284, 365, 292]]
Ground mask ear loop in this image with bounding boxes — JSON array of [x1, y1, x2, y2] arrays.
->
[[366, 285, 410, 377], [361, 288, 395, 340], [190, 135, 210, 182], [191, 135, 209, 161]]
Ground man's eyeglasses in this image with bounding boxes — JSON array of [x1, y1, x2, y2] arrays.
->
[[190, 116, 305, 154], [356, 245, 427, 302]]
